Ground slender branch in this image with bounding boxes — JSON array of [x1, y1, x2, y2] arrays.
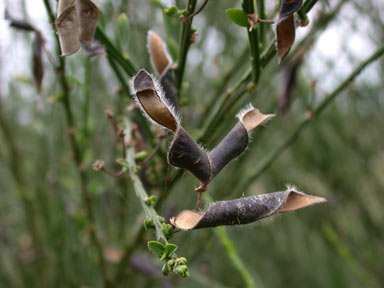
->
[[42, 1, 110, 286], [175, 0, 198, 93], [242, 0, 260, 84], [113, 118, 170, 285], [95, 27, 137, 77], [180, 0, 209, 23], [0, 98, 46, 285], [257, 0, 266, 45], [242, 46, 384, 190]]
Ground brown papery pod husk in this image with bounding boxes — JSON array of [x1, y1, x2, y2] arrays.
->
[[32, 32, 44, 93], [147, 31, 179, 111], [170, 189, 326, 230], [56, 0, 80, 56], [209, 106, 274, 178], [147, 31, 172, 76], [132, 69, 179, 132], [75, 0, 99, 44], [168, 127, 211, 184]]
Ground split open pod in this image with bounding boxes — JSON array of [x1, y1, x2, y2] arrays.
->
[[131, 69, 273, 189], [170, 188, 326, 230]]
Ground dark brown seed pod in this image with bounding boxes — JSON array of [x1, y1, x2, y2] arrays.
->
[[209, 122, 248, 178], [170, 188, 326, 230], [132, 69, 179, 132], [168, 127, 211, 184], [276, 0, 303, 63], [276, 15, 295, 64], [75, 0, 99, 44], [159, 68, 179, 112], [279, 0, 303, 20], [33, 32, 44, 93]]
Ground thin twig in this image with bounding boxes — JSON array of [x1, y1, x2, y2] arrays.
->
[[180, 0, 209, 24], [113, 118, 170, 286], [241, 46, 384, 191], [242, 0, 260, 84], [175, 0, 198, 94], [42, 1, 110, 287]]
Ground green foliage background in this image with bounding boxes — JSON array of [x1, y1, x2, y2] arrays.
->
[[0, 0, 383, 287]]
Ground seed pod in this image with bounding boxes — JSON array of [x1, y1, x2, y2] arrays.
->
[[168, 127, 211, 184], [147, 31, 179, 111], [170, 188, 326, 230], [56, 0, 80, 56], [209, 106, 274, 178], [147, 31, 172, 76], [131, 69, 179, 132], [33, 32, 44, 93], [160, 68, 179, 112], [276, 0, 303, 63], [75, 0, 99, 44]]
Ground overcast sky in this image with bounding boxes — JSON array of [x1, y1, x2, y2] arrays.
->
[[0, 0, 382, 101]]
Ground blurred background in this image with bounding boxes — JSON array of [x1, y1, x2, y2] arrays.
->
[[0, 0, 383, 287]]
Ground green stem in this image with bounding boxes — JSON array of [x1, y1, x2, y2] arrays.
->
[[0, 98, 46, 286], [175, 0, 198, 94], [301, 0, 319, 13], [198, 69, 251, 142], [95, 27, 137, 77], [242, 46, 384, 189], [242, 0, 260, 84], [257, 0, 266, 45], [42, 1, 110, 287], [113, 119, 170, 285]]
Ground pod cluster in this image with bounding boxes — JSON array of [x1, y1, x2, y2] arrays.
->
[[131, 32, 273, 189], [56, 0, 101, 56]]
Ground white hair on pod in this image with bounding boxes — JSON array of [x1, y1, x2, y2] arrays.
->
[[236, 103, 256, 121], [129, 70, 181, 131], [236, 103, 275, 127]]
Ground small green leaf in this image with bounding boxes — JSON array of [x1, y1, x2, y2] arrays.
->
[[147, 241, 164, 257], [225, 8, 249, 27], [164, 243, 178, 257]]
